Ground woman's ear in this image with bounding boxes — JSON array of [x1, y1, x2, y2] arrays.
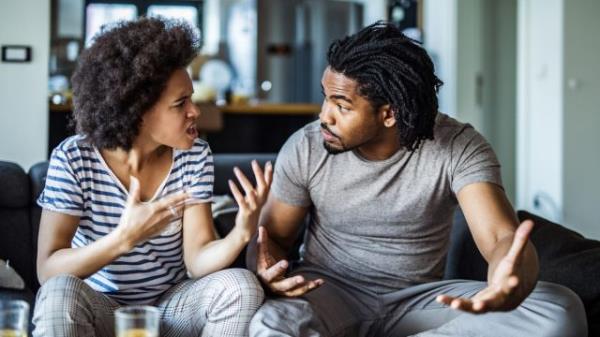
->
[[380, 104, 396, 128]]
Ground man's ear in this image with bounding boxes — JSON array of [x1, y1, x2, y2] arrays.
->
[[380, 104, 396, 128]]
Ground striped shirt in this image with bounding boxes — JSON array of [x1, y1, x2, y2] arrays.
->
[[38, 135, 213, 304]]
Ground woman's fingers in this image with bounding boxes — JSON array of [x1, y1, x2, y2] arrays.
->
[[251, 160, 266, 191], [154, 191, 189, 213], [234, 167, 255, 195], [264, 161, 273, 187], [228, 179, 248, 209]]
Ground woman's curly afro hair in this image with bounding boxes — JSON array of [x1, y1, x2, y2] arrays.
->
[[327, 21, 443, 152], [71, 17, 200, 150]]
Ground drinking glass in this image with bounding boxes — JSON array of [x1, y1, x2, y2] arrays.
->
[[114, 305, 159, 337], [0, 300, 29, 337]]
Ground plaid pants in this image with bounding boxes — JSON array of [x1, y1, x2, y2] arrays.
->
[[32, 268, 264, 337]]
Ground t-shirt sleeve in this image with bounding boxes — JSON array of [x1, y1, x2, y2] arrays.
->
[[270, 130, 311, 207], [449, 124, 503, 194], [37, 148, 84, 216], [185, 144, 214, 204]]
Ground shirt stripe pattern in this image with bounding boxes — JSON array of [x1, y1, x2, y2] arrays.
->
[[38, 135, 214, 304]]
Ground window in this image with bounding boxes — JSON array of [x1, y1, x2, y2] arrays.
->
[[84, 1, 202, 47], [85, 4, 137, 47]]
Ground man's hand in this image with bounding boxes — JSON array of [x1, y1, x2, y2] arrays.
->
[[437, 220, 537, 314], [256, 226, 324, 296]]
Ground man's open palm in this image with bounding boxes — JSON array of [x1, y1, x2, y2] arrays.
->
[[256, 226, 323, 297], [437, 220, 536, 313]]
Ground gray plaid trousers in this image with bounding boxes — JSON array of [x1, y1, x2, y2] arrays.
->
[[32, 268, 264, 337]]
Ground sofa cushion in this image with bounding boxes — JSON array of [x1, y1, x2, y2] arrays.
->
[[445, 209, 600, 336], [518, 210, 600, 336], [0, 161, 29, 208], [213, 153, 276, 195]]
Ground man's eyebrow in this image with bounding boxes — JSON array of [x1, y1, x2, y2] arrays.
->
[[329, 94, 353, 104], [320, 84, 353, 104]]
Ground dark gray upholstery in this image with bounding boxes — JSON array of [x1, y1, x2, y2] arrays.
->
[[0, 161, 36, 294], [446, 209, 600, 336]]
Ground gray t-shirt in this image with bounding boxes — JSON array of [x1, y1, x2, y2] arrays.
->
[[271, 113, 502, 294]]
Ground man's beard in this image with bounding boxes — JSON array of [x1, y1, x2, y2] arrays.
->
[[323, 141, 347, 154]]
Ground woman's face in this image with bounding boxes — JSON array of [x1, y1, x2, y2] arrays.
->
[[140, 68, 200, 150]]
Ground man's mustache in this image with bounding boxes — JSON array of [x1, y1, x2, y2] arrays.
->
[[320, 123, 340, 139]]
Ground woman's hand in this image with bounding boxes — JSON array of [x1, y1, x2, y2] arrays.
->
[[228, 160, 273, 241], [116, 176, 188, 251]]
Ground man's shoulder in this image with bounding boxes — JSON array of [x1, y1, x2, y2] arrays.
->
[[427, 113, 478, 150]]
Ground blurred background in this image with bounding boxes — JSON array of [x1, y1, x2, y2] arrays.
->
[[0, 0, 599, 239]]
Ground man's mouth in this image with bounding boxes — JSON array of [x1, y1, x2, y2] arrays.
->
[[320, 124, 339, 142]]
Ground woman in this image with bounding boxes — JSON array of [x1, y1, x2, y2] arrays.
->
[[33, 17, 269, 336]]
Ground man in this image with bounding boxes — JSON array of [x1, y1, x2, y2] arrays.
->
[[248, 22, 587, 336]]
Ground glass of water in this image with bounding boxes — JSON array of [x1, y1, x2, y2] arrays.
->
[[0, 300, 29, 337], [114, 305, 159, 337]]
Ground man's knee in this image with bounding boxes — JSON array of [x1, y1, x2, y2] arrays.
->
[[531, 282, 588, 337], [250, 298, 321, 337]]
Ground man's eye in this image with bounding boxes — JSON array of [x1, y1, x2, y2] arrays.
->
[[337, 104, 348, 113]]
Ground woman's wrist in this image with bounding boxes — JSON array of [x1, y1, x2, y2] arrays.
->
[[229, 224, 254, 246], [110, 227, 135, 254]]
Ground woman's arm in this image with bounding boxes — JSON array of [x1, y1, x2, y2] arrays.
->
[[183, 161, 272, 278], [36, 210, 132, 284], [37, 176, 188, 284]]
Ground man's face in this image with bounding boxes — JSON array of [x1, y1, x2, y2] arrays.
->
[[319, 67, 385, 154]]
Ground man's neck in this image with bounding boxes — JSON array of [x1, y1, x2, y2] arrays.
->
[[356, 129, 403, 161]]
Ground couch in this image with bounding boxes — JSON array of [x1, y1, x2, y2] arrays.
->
[[1, 154, 599, 335]]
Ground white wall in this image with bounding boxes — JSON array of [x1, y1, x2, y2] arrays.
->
[[429, 0, 517, 202], [423, 0, 457, 117], [517, 0, 600, 239], [562, 0, 600, 238], [0, 0, 50, 170]]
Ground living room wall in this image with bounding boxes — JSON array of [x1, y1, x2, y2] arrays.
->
[[0, 0, 50, 169]]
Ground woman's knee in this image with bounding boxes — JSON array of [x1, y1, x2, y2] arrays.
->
[[205, 268, 265, 310], [36, 274, 86, 306]]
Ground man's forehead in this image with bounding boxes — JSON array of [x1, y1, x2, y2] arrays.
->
[[321, 67, 358, 93]]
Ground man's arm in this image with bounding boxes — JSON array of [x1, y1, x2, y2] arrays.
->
[[247, 194, 324, 296], [437, 182, 539, 313]]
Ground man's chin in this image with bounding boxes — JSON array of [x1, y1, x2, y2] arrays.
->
[[323, 141, 347, 155]]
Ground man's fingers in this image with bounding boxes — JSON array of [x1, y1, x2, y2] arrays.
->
[[281, 279, 324, 297], [437, 294, 488, 314], [270, 275, 308, 292], [506, 220, 534, 263], [259, 260, 288, 283], [257, 227, 278, 270]]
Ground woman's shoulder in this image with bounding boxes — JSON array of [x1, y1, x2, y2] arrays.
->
[[173, 138, 212, 164], [51, 135, 95, 163]]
